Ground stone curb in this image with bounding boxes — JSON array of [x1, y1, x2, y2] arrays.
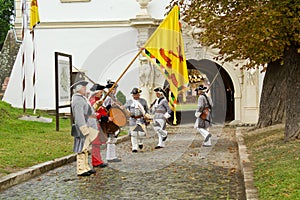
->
[[236, 128, 259, 200], [0, 135, 130, 192], [0, 154, 76, 192]]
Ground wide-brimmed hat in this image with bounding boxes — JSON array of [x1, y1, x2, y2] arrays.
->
[[131, 87, 142, 94], [195, 85, 207, 91], [70, 80, 88, 89], [90, 84, 106, 91]]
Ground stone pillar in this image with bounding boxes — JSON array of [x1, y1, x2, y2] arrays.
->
[[14, 0, 26, 40], [242, 68, 260, 124], [130, 0, 164, 104]]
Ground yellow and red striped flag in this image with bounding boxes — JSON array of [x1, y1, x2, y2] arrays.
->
[[141, 5, 189, 124]]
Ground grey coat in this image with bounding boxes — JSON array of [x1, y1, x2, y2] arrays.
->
[[124, 98, 149, 117], [71, 93, 98, 130], [152, 97, 172, 120], [71, 93, 98, 153], [196, 93, 213, 129]]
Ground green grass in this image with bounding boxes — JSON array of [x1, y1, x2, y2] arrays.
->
[[0, 100, 128, 177], [243, 126, 300, 200], [0, 101, 73, 176], [177, 103, 198, 110]]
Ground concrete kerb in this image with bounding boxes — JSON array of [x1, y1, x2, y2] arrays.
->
[[0, 135, 130, 192], [236, 127, 259, 200], [0, 154, 76, 192]]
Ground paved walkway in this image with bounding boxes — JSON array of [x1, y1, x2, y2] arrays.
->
[[0, 124, 246, 200]]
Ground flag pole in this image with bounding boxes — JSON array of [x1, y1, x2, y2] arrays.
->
[[102, 48, 143, 101], [92, 48, 143, 111], [72, 46, 142, 102], [21, 0, 27, 113], [30, 0, 40, 114], [31, 29, 37, 114]]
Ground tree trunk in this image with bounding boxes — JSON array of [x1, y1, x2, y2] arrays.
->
[[257, 60, 286, 128], [284, 45, 300, 141]]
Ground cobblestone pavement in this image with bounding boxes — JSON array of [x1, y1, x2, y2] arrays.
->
[[0, 124, 245, 200]]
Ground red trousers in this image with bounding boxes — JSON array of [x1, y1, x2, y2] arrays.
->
[[91, 134, 105, 167]]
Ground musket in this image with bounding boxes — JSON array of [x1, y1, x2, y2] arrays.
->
[[206, 67, 221, 93], [72, 65, 104, 110], [72, 65, 96, 84]]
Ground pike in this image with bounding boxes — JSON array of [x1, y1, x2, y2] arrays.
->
[[206, 67, 221, 93], [72, 65, 96, 84]]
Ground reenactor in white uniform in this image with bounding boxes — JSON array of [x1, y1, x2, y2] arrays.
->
[[194, 85, 213, 147], [124, 88, 149, 152], [151, 87, 172, 149]]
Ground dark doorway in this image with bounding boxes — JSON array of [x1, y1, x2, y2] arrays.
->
[[187, 59, 235, 123], [164, 59, 235, 125]]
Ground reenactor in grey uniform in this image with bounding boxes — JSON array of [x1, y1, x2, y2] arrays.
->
[[151, 87, 172, 149], [71, 80, 98, 176], [194, 85, 213, 147], [124, 88, 149, 152]]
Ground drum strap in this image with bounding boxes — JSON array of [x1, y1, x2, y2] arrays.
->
[[131, 115, 143, 119]]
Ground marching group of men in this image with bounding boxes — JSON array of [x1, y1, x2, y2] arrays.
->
[[70, 79, 213, 177]]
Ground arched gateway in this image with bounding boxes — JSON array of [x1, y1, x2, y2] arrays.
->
[[5, 0, 262, 124]]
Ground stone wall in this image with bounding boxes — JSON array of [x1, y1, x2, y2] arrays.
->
[[0, 30, 20, 99]]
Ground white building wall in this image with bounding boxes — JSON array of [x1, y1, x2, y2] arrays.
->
[[5, 0, 263, 124], [5, 0, 169, 110]]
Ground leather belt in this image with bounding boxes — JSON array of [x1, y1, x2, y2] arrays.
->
[[155, 110, 165, 114], [131, 115, 143, 119]]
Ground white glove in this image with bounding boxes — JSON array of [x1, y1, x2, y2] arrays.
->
[[164, 112, 171, 119], [79, 125, 89, 136], [195, 111, 201, 118]]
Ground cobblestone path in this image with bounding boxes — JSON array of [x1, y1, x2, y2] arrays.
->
[[0, 124, 245, 200]]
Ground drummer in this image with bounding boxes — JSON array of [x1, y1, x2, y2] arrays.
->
[[88, 83, 109, 168], [124, 87, 150, 153], [103, 80, 122, 162]]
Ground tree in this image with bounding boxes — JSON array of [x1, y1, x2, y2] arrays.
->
[[0, 0, 14, 50], [169, 0, 300, 140], [116, 91, 126, 105]]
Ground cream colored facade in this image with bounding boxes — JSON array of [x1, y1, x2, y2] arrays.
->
[[5, 0, 263, 124]]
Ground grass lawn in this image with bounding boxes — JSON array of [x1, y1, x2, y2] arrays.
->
[[0, 101, 74, 177], [0, 100, 128, 178], [177, 103, 198, 110], [243, 125, 300, 200]]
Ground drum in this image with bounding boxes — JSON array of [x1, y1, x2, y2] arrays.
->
[[109, 107, 128, 127]]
